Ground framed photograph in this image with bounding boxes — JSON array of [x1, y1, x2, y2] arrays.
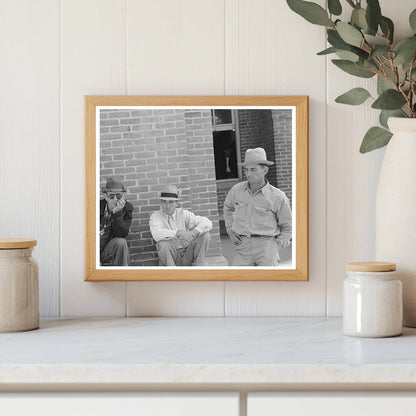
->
[[84, 96, 308, 281]]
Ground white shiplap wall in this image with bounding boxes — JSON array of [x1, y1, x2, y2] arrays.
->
[[1, 0, 412, 317], [0, 1, 61, 317]]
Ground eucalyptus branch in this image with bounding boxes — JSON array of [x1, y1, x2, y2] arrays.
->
[[390, 59, 400, 86], [411, 74, 416, 108], [377, 23, 393, 48], [374, 56, 384, 71], [286, 0, 416, 151], [377, 54, 392, 66], [375, 57, 399, 89], [358, 65, 382, 78], [397, 82, 413, 117]]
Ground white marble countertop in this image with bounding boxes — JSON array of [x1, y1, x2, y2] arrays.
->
[[1, 317, 416, 389]]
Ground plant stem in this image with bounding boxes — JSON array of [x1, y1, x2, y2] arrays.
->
[[397, 80, 412, 118], [376, 56, 399, 89], [409, 56, 416, 117], [390, 58, 400, 85]]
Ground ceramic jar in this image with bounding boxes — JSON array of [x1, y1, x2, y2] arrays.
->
[[0, 239, 39, 332], [343, 262, 402, 338]]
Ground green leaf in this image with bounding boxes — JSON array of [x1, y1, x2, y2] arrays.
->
[[317, 47, 338, 55], [410, 9, 416, 32], [393, 36, 416, 71], [336, 21, 363, 47], [372, 89, 407, 110], [332, 59, 375, 78], [379, 110, 402, 129], [335, 50, 359, 62], [328, 0, 342, 16], [286, 0, 335, 27], [366, 0, 382, 35], [351, 7, 369, 32], [371, 46, 392, 58], [327, 29, 369, 59], [360, 127, 392, 153], [335, 87, 371, 105], [327, 29, 348, 49], [362, 59, 379, 72], [317, 46, 359, 61], [377, 75, 393, 94], [380, 16, 394, 44]]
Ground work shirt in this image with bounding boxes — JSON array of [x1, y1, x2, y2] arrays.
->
[[149, 208, 213, 243], [223, 181, 292, 247]]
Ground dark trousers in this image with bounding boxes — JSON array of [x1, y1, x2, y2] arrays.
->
[[101, 238, 130, 266]]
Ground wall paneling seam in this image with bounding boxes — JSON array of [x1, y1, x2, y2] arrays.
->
[[59, 0, 63, 317]]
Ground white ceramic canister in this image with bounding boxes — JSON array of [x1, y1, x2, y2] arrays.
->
[[343, 262, 402, 338], [0, 239, 39, 332], [376, 118, 416, 327]]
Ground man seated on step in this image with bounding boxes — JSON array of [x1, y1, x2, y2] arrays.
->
[[149, 185, 212, 266]]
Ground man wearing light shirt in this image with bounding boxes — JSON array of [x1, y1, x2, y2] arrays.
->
[[149, 185, 212, 266], [223, 147, 292, 266]]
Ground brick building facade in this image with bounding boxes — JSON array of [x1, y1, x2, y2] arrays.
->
[[99, 108, 292, 266]]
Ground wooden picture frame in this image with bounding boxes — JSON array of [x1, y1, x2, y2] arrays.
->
[[85, 96, 308, 281]]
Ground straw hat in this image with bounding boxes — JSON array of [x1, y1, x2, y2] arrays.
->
[[160, 185, 179, 201], [238, 147, 274, 167]]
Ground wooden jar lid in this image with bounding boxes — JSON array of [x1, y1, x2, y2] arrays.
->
[[346, 261, 396, 272], [0, 239, 37, 249]]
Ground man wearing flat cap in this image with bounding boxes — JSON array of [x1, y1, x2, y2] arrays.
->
[[149, 185, 212, 266], [100, 177, 134, 266], [223, 147, 292, 266]]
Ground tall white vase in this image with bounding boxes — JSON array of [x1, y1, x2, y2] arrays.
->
[[376, 117, 416, 327]]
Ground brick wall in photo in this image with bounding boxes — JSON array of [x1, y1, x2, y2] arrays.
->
[[238, 110, 274, 171], [260, 111, 278, 188], [272, 109, 292, 205], [184, 110, 221, 255], [99, 108, 221, 266], [216, 180, 239, 219], [237, 110, 279, 188]]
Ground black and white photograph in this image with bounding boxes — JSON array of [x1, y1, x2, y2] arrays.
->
[[97, 106, 295, 269]]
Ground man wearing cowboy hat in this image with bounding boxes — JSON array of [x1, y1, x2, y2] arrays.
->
[[223, 147, 292, 266], [149, 185, 212, 266], [100, 177, 134, 266]]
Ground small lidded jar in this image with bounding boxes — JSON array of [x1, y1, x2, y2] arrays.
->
[[0, 239, 39, 332], [343, 261, 402, 338]]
